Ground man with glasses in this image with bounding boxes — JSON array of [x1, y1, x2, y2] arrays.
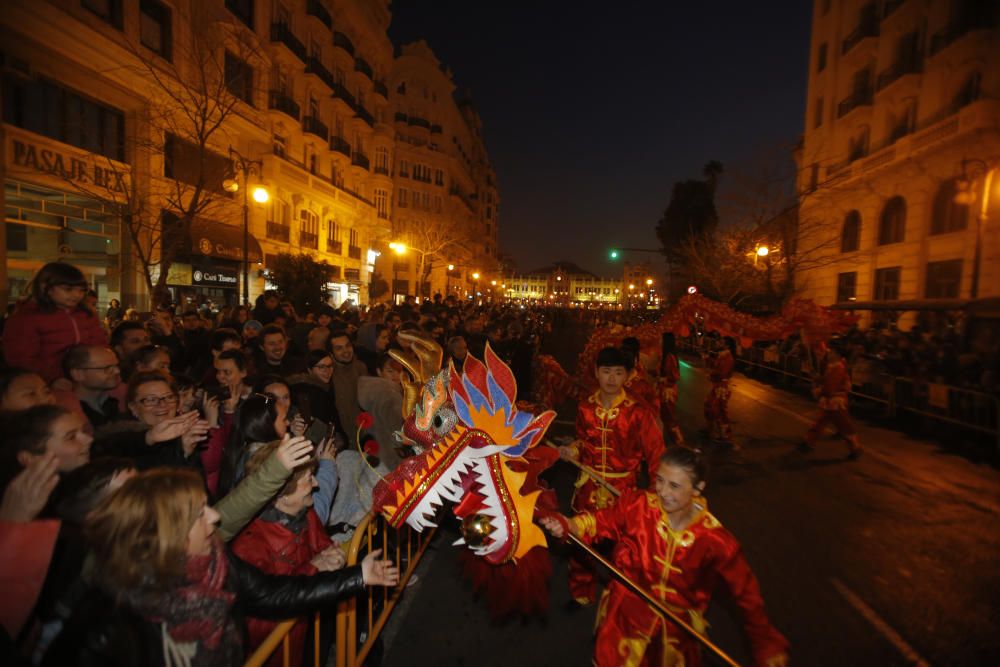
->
[[58, 345, 123, 434]]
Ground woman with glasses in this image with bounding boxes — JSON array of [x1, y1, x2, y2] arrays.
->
[[2, 262, 107, 383], [287, 350, 346, 439], [91, 370, 210, 471]]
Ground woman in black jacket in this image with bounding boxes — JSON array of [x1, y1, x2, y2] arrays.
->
[[44, 468, 397, 666]]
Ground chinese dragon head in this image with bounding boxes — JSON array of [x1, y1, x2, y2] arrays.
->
[[374, 335, 558, 569]]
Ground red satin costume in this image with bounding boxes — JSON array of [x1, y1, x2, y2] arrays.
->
[[626, 366, 661, 414], [658, 353, 685, 445], [703, 350, 734, 441], [805, 358, 860, 453], [572, 490, 788, 667], [567, 391, 663, 604]]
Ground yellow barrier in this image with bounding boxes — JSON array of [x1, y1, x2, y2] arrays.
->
[[244, 511, 436, 667]]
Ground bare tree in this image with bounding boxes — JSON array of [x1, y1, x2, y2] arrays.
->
[[397, 215, 474, 296], [52, 6, 263, 307]]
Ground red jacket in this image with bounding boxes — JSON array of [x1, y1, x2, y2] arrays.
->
[[231, 509, 332, 667], [3, 301, 107, 382]]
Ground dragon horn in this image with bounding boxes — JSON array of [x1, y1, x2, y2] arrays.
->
[[390, 331, 444, 418]]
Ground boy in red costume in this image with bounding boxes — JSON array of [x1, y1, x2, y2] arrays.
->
[[703, 338, 735, 442], [541, 447, 789, 667], [558, 347, 663, 605], [802, 347, 862, 459]]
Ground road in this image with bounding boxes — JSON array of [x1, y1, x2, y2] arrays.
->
[[377, 345, 1000, 666]]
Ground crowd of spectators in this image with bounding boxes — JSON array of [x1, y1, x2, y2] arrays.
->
[[1, 261, 614, 665]]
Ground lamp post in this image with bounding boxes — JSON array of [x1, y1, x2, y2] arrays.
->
[[224, 148, 268, 306], [955, 159, 995, 299]]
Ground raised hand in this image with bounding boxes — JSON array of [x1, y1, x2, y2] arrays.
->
[[146, 411, 201, 445], [361, 549, 400, 587], [274, 433, 314, 471], [317, 435, 337, 461], [538, 515, 567, 539], [180, 418, 211, 456], [0, 454, 59, 522]]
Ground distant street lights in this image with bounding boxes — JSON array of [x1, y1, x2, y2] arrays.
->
[[224, 147, 269, 306]]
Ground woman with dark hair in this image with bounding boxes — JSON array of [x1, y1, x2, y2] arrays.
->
[[122, 344, 172, 380], [44, 468, 398, 666], [104, 298, 124, 327], [286, 350, 345, 437], [216, 393, 284, 498], [2, 262, 107, 382]]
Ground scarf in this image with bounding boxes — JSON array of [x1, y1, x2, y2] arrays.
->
[[123, 539, 242, 667]]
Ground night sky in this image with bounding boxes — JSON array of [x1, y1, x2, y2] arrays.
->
[[389, 1, 813, 278]]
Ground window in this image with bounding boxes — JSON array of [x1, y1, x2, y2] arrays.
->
[[3, 76, 125, 161], [925, 260, 962, 298], [398, 188, 408, 207], [140, 0, 172, 60], [164, 134, 232, 193], [874, 267, 901, 301], [300, 209, 318, 234], [841, 210, 861, 252], [848, 127, 869, 162], [272, 133, 287, 158], [878, 196, 906, 245], [931, 180, 969, 234], [809, 163, 819, 191], [434, 168, 444, 186], [349, 229, 359, 247], [270, 199, 290, 225], [814, 97, 823, 128], [225, 0, 254, 29], [817, 43, 828, 72], [82, 0, 123, 29], [375, 147, 389, 174], [374, 188, 388, 219], [224, 52, 254, 105], [836, 272, 857, 302], [399, 159, 409, 177]]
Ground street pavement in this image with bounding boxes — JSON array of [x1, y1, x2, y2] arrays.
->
[[376, 345, 999, 666]]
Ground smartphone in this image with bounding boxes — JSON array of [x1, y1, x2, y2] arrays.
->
[[205, 386, 231, 401], [304, 417, 330, 445]]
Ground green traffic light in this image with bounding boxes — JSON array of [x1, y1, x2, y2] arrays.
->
[[609, 250, 619, 260]]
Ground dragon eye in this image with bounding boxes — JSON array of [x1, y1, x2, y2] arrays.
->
[[432, 407, 458, 436]]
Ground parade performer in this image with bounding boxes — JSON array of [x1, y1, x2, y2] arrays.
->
[[703, 338, 735, 443], [658, 332, 685, 445], [802, 347, 862, 459], [559, 347, 663, 606], [541, 446, 789, 667], [622, 336, 661, 413]]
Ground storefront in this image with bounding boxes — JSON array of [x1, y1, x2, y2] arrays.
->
[[4, 127, 125, 309], [167, 217, 262, 309]]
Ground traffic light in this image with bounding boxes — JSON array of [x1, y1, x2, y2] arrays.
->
[[609, 249, 620, 260]]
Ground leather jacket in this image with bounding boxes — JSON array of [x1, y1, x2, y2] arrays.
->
[[43, 550, 366, 666]]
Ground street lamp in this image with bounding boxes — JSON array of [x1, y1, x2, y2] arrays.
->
[[756, 245, 769, 257], [954, 159, 995, 299], [389, 242, 407, 254], [645, 278, 653, 286], [225, 147, 268, 306]]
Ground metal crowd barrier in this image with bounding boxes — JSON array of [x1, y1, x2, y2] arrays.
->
[[244, 512, 436, 667], [679, 337, 999, 453]]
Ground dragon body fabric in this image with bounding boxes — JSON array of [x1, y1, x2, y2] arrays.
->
[[372, 342, 560, 618]]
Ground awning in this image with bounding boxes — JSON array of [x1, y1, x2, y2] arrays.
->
[[190, 218, 262, 264]]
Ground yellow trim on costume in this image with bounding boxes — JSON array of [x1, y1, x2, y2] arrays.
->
[[572, 513, 597, 539]]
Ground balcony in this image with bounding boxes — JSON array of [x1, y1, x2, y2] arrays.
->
[[331, 82, 357, 110], [876, 57, 922, 90], [373, 80, 388, 98], [837, 88, 873, 118], [306, 0, 332, 30], [407, 115, 430, 130], [348, 245, 362, 260], [268, 90, 300, 120], [327, 238, 343, 254], [266, 221, 290, 243], [430, 123, 442, 134], [300, 230, 319, 249], [354, 57, 373, 81], [333, 31, 355, 56], [841, 6, 879, 55], [302, 116, 329, 141], [930, 11, 995, 56], [270, 23, 306, 63], [305, 57, 336, 91], [394, 112, 408, 124], [351, 152, 370, 170], [374, 165, 389, 176], [355, 106, 374, 127], [329, 135, 351, 156]]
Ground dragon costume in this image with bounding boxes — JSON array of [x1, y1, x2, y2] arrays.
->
[[372, 333, 560, 618]]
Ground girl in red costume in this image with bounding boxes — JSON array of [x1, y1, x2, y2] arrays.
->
[[541, 446, 788, 667]]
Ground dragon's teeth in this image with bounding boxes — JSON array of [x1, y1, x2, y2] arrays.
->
[[452, 537, 465, 546]]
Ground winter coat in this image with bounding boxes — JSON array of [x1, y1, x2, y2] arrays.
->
[[2, 301, 107, 382], [42, 550, 365, 667], [231, 508, 333, 667]]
